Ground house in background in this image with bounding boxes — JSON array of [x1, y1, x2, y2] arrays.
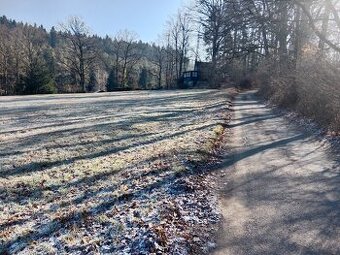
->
[[181, 61, 213, 88]]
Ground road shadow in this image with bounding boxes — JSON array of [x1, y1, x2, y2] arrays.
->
[[213, 90, 340, 255]]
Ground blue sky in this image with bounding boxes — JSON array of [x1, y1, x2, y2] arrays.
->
[[0, 0, 187, 42]]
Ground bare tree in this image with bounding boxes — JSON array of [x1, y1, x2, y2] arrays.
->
[[109, 30, 142, 88], [164, 32, 176, 88], [165, 11, 191, 84], [152, 45, 166, 88], [0, 25, 13, 94], [294, 0, 340, 53], [59, 16, 97, 92], [196, 0, 227, 70]]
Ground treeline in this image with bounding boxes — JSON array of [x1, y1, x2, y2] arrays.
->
[[194, 0, 340, 131], [2, 0, 340, 132], [0, 15, 191, 95]]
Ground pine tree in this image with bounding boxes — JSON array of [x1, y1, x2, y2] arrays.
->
[[49, 26, 57, 48], [87, 69, 97, 92], [106, 67, 118, 92], [21, 63, 55, 94], [138, 68, 149, 89]]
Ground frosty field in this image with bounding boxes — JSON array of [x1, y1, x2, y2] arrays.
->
[[0, 90, 232, 254]]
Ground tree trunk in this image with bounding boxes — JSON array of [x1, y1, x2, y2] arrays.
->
[[278, 1, 289, 63], [319, 1, 331, 52]]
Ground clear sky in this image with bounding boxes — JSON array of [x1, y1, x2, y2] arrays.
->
[[0, 0, 187, 42]]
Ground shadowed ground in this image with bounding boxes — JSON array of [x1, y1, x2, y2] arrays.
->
[[213, 91, 340, 255], [0, 89, 232, 254]]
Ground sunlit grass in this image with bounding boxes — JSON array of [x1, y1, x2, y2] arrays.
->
[[0, 89, 232, 254]]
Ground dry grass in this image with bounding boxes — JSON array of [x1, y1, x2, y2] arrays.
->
[[256, 53, 340, 133], [0, 89, 233, 254]]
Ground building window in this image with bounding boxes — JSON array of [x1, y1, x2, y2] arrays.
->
[[184, 72, 191, 78]]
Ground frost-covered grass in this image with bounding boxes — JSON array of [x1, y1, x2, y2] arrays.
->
[[0, 89, 232, 254]]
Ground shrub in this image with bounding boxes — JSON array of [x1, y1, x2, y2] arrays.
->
[[39, 80, 58, 94], [256, 53, 340, 132]]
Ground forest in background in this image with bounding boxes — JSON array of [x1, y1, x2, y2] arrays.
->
[[0, 13, 192, 95], [193, 0, 340, 131], [0, 0, 339, 130]]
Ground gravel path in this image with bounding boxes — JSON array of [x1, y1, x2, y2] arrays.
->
[[213, 90, 340, 255]]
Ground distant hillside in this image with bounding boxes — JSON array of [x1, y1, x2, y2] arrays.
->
[[0, 15, 184, 95]]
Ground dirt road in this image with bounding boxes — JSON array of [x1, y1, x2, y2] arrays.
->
[[213, 91, 339, 255]]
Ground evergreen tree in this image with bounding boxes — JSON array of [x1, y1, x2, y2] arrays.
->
[[106, 67, 118, 92], [21, 63, 56, 94], [49, 26, 57, 48], [138, 68, 149, 89], [87, 69, 97, 92], [43, 48, 56, 76]]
